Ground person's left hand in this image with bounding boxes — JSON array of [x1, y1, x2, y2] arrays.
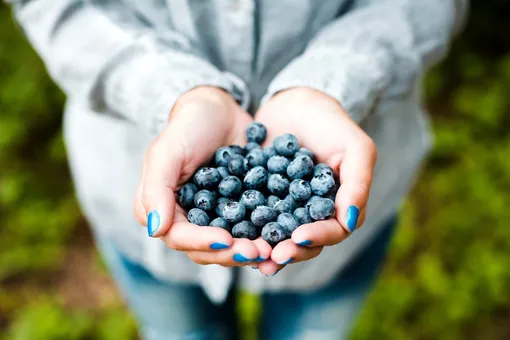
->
[[253, 88, 378, 276]]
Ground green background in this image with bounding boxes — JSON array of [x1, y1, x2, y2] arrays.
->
[[1, 2, 510, 339]]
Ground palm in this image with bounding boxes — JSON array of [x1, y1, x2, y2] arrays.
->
[[135, 88, 272, 268], [253, 88, 377, 274]]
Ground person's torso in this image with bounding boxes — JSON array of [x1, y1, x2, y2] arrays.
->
[[65, 0, 432, 300], [101, 0, 354, 109]]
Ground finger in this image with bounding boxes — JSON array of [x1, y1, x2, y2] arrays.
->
[[336, 137, 377, 233], [186, 238, 259, 266], [134, 158, 149, 226], [291, 219, 348, 247], [258, 259, 283, 277], [270, 239, 323, 265], [134, 182, 146, 226], [252, 237, 272, 263], [140, 130, 184, 238], [160, 207, 233, 251]]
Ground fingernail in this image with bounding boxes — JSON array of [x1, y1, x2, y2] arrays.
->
[[279, 258, 294, 265], [272, 269, 281, 276], [346, 206, 359, 232], [147, 210, 160, 237], [251, 266, 258, 269], [255, 256, 266, 262], [297, 240, 312, 246], [233, 254, 253, 262], [210, 242, 230, 250]]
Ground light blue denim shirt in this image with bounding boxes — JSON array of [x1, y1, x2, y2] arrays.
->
[[9, 0, 467, 302]]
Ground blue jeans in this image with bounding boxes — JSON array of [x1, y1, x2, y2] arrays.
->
[[97, 218, 396, 340]]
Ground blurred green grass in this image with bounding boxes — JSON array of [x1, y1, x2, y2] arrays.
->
[[1, 2, 510, 339]]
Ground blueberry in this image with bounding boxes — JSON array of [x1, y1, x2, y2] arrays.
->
[[244, 142, 261, 154], [194, 190, 216, 212], [251, 205, 278, 227], [232, 221, 258, 240], [244, 166, 268, 190], [324, 190, 338, 202], [267, 174, 290, 197], [284, 194, 299, 211], [274, 199, 293, 215], [215, 197, 233, 217], [263, 146, 277, 159], [266, 195, 281, 208], [246, 122, 267, 144], [240, 190, 266, 210], [218, 176, 242, 198], [222, 202, 246, 223], [287, 156, 314, 180], [261, 222, 287, 247], [177, 183, 198, 209], [229, 145, 244, 155], [313, 163, 334, 178], [194, 167, 221, 190], [209, 217, 232, 232], [215, 146, 234, 167], [289, 179, 312, 201], [267, 155, 290, 174], [309, 198, 335, 221], [311, 174, 335, 196], [228, 155, 246, 177], [294, 207, 313, 225], [305, 196, 322, 210], [277, 213, 299, 237], [217, 166, 230, 179], [295, 147, 315, 160], [245, 148, 267, 168], [188, 208, 210, 226], [274, 134, 299, 157]]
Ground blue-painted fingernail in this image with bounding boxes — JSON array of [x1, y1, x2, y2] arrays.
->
[[297, 240, 312, 246], [346, 206, 359, 232], [255, 256, 266, 263], [210, 242, 229, 250], [279, 258, 294, 265], [147, 210, 160, 237], [233, 254, 253, 262]]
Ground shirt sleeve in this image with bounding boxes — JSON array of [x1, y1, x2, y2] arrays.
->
[[263, 0, 468, 123], [8, 0, 249, 134]]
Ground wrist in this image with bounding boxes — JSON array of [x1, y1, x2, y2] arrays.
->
[[266, 87, 350, 120], [273, 87, 339, 106], [171, 86, 237, 120]]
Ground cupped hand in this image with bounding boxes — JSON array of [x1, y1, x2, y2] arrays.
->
[[254, 88, 377, 276], [134, 86, 271, 267]]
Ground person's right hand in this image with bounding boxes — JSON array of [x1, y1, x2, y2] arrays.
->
[[133, 86, 272, 266]]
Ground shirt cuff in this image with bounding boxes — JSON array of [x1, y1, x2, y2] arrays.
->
[[89, 48, 250, 135], [261, 48, 392, 123]]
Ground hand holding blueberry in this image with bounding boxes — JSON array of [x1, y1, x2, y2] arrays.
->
[[133, 87, 271, 267], [254, 87, 377, 275]]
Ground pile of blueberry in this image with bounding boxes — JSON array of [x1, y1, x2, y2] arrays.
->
[[177, 122, 339, 247]]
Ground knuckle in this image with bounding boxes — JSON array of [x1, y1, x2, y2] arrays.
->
[[134, 209, 147, 226], [163, 234, 181, 251], [146, 143, 162, 164], [354, 183, 371, 201], [365, 137, 377, 163], [187, 254, 208, 265], [361, 137, 378, 160]]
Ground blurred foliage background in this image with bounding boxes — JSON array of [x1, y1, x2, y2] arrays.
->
[[1, 1, 510, 339]]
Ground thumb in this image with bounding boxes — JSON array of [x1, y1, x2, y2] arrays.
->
[[335, 137, 377, 233], [140, 129, 184, 238]]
